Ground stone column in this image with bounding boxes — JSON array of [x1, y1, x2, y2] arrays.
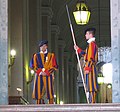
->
[[51, 25, 60, 53], [41, 7, 53, 51], [68, 60, 73, 103], [23, 0, 30, 102], [51, 25, 60, 104], [63, 52, 69, 103], [76, 58, 84, 103], [111, 0, 120, 102], [76, 63, 82, 103], [73, 66, 78, 103], [57, 39, 65, 104], [0, 0, 8, 104], [37, 0, 42, 41]]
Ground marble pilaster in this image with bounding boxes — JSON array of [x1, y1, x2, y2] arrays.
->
[[110, 0, 120, 102], [9, 0, 24, 97], [0, 0, 8, 104]]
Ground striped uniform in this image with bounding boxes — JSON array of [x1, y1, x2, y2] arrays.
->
[[30, 52, 58, 103], [78, 41, 98, 103]]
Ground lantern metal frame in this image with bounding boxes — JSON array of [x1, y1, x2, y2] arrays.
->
[[73, 0, 91, 25]]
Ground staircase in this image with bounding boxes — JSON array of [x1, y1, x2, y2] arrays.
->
[[0, 103, 120, 112], [9, 96, 29, 105]]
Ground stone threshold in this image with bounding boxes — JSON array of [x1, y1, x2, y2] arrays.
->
[[0, 103, 120, 112]]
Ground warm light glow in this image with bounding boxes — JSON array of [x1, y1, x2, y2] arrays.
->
[[25, 64, 29, 82], [10, 49, 16, 57], [30, 69, 35, 75], [17, 87, 22, 92], [103, 63, 112, 83], [60, 101, 64, 105], [98, 77, 104, 84], [73, 2, 91, 25], [97, 72, 104, 84], [107, 84, 112, 89], [54, 94, 56, 98], [73, 11, 90, 25]]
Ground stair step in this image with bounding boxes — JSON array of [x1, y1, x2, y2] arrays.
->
[[0, 103, 120, 111]]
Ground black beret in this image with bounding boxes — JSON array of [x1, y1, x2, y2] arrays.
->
[[85, 28, 96, 34], [39, 40, 48, 47]]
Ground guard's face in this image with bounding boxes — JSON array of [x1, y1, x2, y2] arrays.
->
[[40, 44, 48, 52], [85, 31, 90, 40], [85, 31, 91, 40]]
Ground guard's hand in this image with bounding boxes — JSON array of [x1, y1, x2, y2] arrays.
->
[[74, 45, 79, 51], [85, 70, 90, 74], [44, 69, 50, 76], [41, 72, 47, 76], [74, 45, 81, 54], [39, 71, 46, 76], [36, 68, 42, 75]]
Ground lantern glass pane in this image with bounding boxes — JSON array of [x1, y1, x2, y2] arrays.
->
[[98, 77, 104, 84], [73, 11, 90, 25]]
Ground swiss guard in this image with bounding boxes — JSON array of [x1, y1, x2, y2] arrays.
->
[[30, 40, 58, 104], [74, 28, 98, 103]]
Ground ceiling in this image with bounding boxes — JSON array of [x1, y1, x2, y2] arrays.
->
[[43, 0, 111, 53]]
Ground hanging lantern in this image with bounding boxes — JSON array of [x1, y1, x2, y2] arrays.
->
[[73, 1, 91, 25]]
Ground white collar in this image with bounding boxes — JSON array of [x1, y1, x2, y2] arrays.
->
[[87, 37, 95, 43], [40, 49, 48, 54]]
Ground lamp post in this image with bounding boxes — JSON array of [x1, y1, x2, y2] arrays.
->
[[8, 49, 16, 68], [97, 63, 112, 103], [105, 83, 112, 103], [73, 0, 91, 25], [97, 71, 104, 103], [16, 87, 22, 95]]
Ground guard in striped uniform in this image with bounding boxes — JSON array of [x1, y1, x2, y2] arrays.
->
[[30, 40, 58, 104], [74, 28, 98, 103]]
